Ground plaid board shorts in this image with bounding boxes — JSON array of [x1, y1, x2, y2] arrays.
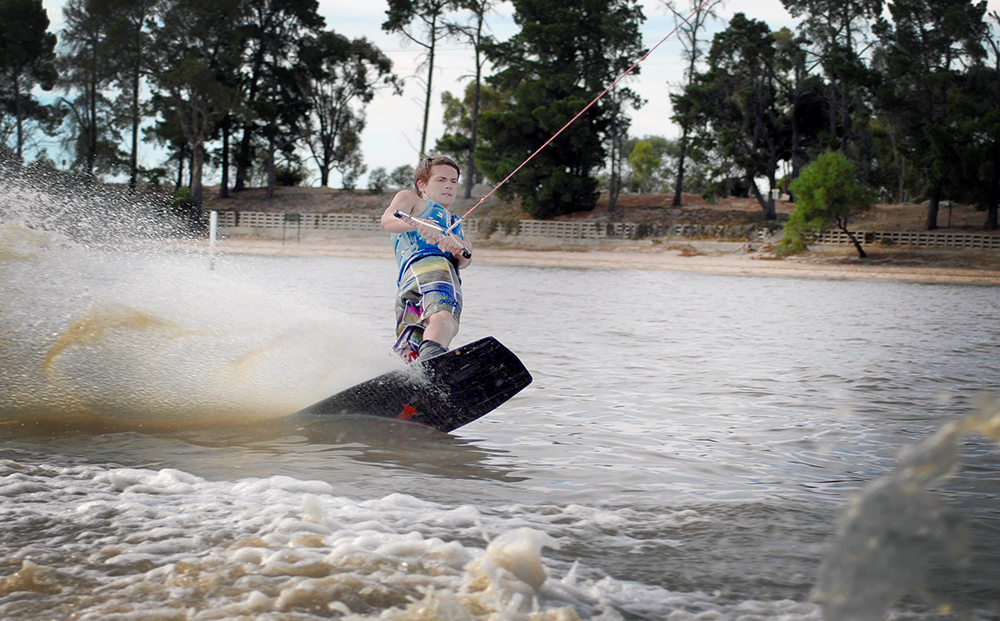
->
[[393, 255, 463, 361]]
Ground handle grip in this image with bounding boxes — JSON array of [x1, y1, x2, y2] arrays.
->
[[394, 211, 472, 259]]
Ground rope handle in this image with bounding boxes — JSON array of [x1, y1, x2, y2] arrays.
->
[[394, 210, 473, 259]]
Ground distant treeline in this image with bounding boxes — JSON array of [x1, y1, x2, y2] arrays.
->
[[1, 0, 997, 229]]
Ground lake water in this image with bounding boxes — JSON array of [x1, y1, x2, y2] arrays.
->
[[2, 209, 1000, 620]]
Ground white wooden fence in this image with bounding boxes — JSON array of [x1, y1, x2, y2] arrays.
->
[[813, 229, 1000, 250], [214, 211, 999, 250]]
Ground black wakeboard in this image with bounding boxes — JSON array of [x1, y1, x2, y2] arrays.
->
[[291, 336, 532, 432]]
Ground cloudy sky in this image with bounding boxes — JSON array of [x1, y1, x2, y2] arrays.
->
[[38, 0, 1000, 186]]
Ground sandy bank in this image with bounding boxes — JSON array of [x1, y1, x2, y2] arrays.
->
[[197, 231, 1000, 286]]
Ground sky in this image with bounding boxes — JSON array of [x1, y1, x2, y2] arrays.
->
[[36, 0, 1000, 187]]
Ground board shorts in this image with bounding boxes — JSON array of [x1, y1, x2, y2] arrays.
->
[[393, 255, 463, 362]]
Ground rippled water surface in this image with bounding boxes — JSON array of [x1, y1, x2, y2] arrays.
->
[[3, 228, 1000, 620]]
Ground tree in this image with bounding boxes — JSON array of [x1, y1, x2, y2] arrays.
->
[[233, 0, 324, 191], [297, 31, 398, 187], [627, 140, 660, 194], [872, 0, 988, 230], [59, 0, 126, 178], [780, 0, 883, 165], [367, 166, 389, 193], [662, 0, 723, 207], [476, 0, 645, 219], [780, 150, 876, 257], [151, 0, 242, 203], [389, 164, 415, 188], [383, 0, 461, 157], [935, 13, 1000, 230], [102, 0, 158, 191], [602, 34, 645, 213], [684, 13, 787, 219], [443, 0, 495, 198], [770, 26, 829, 196], [433, 81, 505, 186], [621, 135, 677, 194], [0, 0, 58, 161]]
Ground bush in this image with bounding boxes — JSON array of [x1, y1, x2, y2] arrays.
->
[[275, 165, 307, 187], [778, 151, 875, 257], [390, 165, 415, 189], [368, 167, 389, 194], [168, 187, 204, 234]]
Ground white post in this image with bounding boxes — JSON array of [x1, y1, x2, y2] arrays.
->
[[209, 210, 218, 270]]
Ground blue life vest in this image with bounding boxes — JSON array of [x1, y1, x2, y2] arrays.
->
[[391, 199, 466, 285]]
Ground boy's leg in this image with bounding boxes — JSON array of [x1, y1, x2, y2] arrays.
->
[[422, 310, 459, 348]]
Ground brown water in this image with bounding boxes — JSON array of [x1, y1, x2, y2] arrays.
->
[[3, 180, 1000, 620]]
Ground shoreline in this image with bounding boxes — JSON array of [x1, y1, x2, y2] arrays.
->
[[195, 232, 1000, 286]]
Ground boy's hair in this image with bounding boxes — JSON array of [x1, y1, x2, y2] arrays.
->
[[413, 155, 460, 193]]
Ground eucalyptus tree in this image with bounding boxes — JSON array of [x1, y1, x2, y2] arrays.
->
[[442, 0, 495, 198], [933, 13, 1000, 230], [297, 31, 398, 188], [872, 0, 988, 229], [0, 0, 58, 161], [623, 135, 677, 194], [232, 0, 324, 191], [601, 31, 646, 213], [256, 63, 309, 196], [780, 0, 883, 163], [662, 0, 723, 207], [382, 0, 462, 158], [684, 13, 786, 219], [59, 0, 125, 178], [770, 26, 828, 194], [102, 0, 159, 191], [434, 81, 505, 186], [476, 0, 645, 219], [150, 0, 243, 202]]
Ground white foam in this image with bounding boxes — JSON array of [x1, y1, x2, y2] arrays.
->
[[0, 460, 830, 620]]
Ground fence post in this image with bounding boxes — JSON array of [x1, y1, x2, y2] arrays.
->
[[209, 210, 218, 270]]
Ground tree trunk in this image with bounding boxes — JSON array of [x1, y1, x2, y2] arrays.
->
[[986, 155, 999, 231], [191, 141, 205, 204], [838, 218, 867, 258], [925, 192, 940, 230], [319, 133, 332, 187], [419, 13, 438, 156], [13, 74, 24, 161], [749, 176, 777, 220], [465, 57, 481, 200], [129, 66, 140, 193], [672, 129, 687, 207], [235, 126, 252, 191], [87, 71, 98, 178], [176, 146, 184, 189], [986, 204, 998, 231], [266, 134, 276, 199], [219, 118, 230, 198]]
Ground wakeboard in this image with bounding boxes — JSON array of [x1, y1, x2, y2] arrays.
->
[[291, 336, 532, 432]]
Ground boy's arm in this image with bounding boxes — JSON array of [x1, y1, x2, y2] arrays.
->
[[381, 190, 421, 233], [450, 231, 472, 269], [381, 190, 472, 267]]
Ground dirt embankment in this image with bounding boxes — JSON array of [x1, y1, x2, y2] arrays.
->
[[202, 185, 994, 233], [200, 185, 1000, 283]]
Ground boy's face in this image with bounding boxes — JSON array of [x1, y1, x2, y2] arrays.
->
[[417, 164, 459, 208]]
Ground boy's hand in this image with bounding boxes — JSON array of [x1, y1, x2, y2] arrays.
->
[[415, 222, 443, 244], [437, 233, 467, 257], [394, 211, 472, 259]]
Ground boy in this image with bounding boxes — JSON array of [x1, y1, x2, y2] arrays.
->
[[380, 155, 472, 362]]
